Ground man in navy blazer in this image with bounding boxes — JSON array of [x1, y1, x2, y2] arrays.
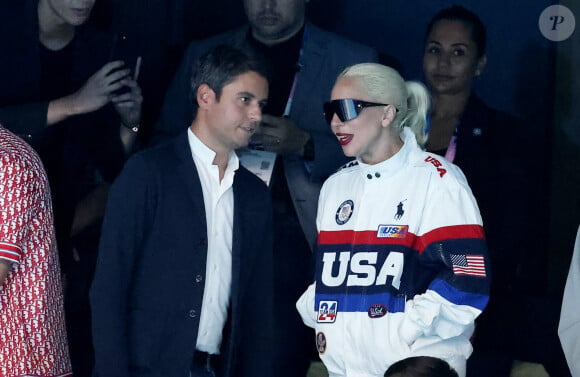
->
[[153, 0, 377, 250], [90, 45, 274, 377], [151, 2, 377, 376]]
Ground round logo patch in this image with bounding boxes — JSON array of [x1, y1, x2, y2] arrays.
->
[[368, 304, 388, 318], [335, 200, 354, 225], [316, 332, 327, 354]]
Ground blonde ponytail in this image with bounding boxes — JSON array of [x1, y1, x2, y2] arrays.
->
[[400, 81, 430, 149]]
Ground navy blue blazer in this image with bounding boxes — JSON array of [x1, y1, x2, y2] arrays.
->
[[90, 131, 274, 377], [152, 22, 377, 249]]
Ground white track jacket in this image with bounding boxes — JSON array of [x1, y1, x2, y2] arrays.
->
[[297, 128, 491, 377]]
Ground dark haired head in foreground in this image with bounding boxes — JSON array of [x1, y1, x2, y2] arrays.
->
[[385, 356, 459, 377]]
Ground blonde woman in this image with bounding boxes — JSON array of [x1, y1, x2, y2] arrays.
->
[[297, 63, 491, 377]]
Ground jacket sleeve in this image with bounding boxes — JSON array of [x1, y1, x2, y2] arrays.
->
[[236, 175, 275, 377], [400, 170, 491, 345], [0, 145, 42, 264], [296, 283, 317, 329], [89, 154, 152, 377]]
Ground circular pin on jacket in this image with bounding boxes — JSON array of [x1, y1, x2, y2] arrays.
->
[[316, 332, 327, 354]]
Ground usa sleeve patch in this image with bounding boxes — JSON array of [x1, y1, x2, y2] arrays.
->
[[451, 254, 486, 277]]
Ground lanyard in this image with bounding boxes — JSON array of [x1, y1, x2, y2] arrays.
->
[[444, 133, 458, 162], [282, 25, 308, 117]]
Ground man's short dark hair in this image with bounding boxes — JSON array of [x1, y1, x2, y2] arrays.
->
[[384, 356, 459, 377], [190, 44, 269, 117], [425, 5, 487, 58]]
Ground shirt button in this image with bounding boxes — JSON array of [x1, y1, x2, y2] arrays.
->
[[189, 310, 197, 318], [195, 274, 203, 283], [366, 174, 372, 179], [375, 172, 381, 178]]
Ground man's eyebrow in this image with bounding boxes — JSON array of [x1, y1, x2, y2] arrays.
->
[[237, 91, 256, 98]]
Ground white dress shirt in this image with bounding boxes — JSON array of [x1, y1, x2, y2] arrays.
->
[[188, 128, 237, 355]]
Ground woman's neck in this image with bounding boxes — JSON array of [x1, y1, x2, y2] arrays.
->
[[431, 91, 470, 119], [360, 132, 403, 165], [38, 2, 75, 50], [426, 91, 470, 152]]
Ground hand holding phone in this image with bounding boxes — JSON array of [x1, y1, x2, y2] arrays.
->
[[108, 33, 139, 95]]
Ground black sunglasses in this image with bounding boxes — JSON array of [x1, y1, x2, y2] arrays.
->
[[323, 99, 392, 124]]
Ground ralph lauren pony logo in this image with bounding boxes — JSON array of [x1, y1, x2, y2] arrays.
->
[[394, 200, 406, 220]]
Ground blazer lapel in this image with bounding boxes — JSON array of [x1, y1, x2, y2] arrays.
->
[[229, 175, 246, 316], [173, 132, 208, 229]]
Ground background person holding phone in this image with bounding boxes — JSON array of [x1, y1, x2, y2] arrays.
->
[[0, 0, 143, 376]]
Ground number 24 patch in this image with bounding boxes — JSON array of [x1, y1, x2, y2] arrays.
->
[[317, 301, 338, 323]]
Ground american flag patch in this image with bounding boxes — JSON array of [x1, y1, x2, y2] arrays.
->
[[451, 254, 486, 277]]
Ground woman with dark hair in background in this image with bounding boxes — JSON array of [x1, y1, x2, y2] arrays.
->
[[422, 5, 535, 377]]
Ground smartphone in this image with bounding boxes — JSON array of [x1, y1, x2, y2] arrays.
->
[[108, 33, 138, 95]]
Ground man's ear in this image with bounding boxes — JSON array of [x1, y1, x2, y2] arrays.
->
[[381, 105, 397, 128], [475, 54, 487, 77], [196, 84, 215, 109]]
